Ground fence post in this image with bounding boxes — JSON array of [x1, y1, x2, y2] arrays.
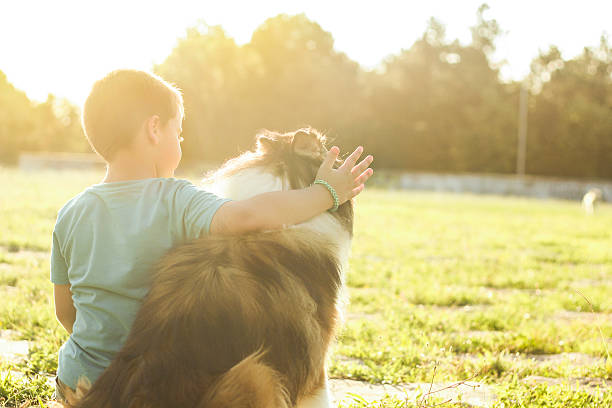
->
[[516, 85, 528, 176]]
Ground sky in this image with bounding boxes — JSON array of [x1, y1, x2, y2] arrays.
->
[[0, 0, 610, 106]]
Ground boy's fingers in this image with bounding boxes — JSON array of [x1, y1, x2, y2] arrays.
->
[[354, 168, 373, 187], [340, 146, 364, 171], [321, 146, 340, 170], [351, 155, 373, 176]]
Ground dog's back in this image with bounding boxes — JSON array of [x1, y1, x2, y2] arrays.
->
[[69, 128, 353, 408]]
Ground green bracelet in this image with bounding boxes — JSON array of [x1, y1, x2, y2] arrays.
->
[[313, 179, 339, 212]]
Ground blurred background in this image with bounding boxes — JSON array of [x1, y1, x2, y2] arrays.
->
[[1, 0, 610, 181], [1, 3, 611, 405]]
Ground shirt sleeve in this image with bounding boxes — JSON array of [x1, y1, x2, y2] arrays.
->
[[174, 181, 232, 240], [50, 230, 70, 285]]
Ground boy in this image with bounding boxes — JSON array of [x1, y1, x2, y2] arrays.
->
[[51, 69, 373, 402]]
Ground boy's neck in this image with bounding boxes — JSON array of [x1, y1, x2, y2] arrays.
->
[[103, 150, 171, 183]]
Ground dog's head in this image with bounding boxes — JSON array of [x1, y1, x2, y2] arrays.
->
[[255, 127, 330, 189], [590, 188, 603, 200], [205, 127, 353, 234]]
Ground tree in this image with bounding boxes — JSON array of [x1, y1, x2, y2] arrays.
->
[[0, 70, 86, 163], [0, 70, 35, 162], [528, 36, 612, 178], [154, 24, 248, 163], [359, 12, 516, 173], [3, 7, 612, 180], [155, 14, 363, 165], [470, 3, 501, 56], [244, 14, 362, 147]]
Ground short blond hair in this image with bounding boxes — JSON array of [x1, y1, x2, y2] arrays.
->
[[82, 69, 183, 161]]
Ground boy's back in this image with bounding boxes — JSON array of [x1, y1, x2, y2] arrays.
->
[[51, 178, 229, 389]]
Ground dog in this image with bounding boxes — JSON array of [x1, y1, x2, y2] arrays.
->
[[64, 128, 354, 408], [582, 188, 603, 215]]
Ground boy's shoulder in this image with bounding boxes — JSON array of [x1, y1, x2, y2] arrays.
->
[[55, 188, 100, 227], [55, 178, 199, 223]]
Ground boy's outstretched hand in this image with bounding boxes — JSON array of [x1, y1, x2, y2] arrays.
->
[[211, 145, 374, 234], [315, 146, 374, 205]]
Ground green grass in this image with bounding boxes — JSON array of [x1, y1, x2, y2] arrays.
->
[[0, 166, 611, 407]]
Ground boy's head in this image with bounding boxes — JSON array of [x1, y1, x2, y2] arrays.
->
[[82, 69, 184, 168]]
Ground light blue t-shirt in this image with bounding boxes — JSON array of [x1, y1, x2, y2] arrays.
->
[[50, 178, 231, 389]]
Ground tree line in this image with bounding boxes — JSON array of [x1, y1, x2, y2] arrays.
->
[[1, 5, 611, 179]]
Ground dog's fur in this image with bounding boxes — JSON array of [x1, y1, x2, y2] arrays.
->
[[62, 128, 354, 408], [582, 188, 603, 215]]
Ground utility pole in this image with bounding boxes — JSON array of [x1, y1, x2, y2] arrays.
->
[[516, 85, 528, 176]]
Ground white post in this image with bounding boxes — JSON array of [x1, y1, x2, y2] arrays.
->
[[516, 85, 528, 176]]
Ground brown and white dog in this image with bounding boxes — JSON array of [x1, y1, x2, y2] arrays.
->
[[65, 128, 353, 408]]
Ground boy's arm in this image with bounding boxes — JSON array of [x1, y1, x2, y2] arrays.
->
[[210, 146, 373, 235], [54, 284, 76, 334]]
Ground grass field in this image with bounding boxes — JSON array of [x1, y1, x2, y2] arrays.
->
[[0, 167, 611, 407]]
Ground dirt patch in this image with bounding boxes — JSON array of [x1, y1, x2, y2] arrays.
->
[[0, 285, 19, 295], [569, 279, 609, 288], [0, 330, 28, 364], [0, 339, 29, 363], [482, 287, 525, 295], [521, 375, 610, 394], [483, 287, 557, 296], [554, 311, 612, 324], [330, 378, 498, 407], [344, 312, 382, 322], [426, 304, 492, 313], [458, 352, 605, 367], [0, 247, 49, 260], [0, 330, 21, 340], [459, 330, 504, 339], [528, 352, 604, 366], [333, 355, 368, 368]]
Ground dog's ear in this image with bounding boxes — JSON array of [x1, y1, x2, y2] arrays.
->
[[292, 129, 324, 159], [256, 131, 278, 153]]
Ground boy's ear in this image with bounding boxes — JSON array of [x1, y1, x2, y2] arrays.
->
[[145, 115, 162, 145], [292, 130, 323, 159]]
